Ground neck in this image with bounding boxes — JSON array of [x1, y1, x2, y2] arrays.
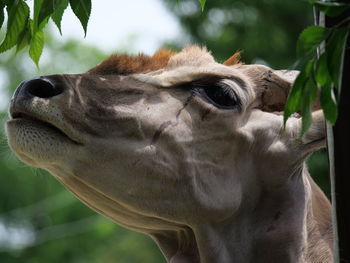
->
[[152, 166, 333, 263]]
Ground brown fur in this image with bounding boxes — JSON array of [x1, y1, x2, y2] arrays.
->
[[223, 51, 241, 66], [89, 48, 241, 75], [88, 49, 177, 75]]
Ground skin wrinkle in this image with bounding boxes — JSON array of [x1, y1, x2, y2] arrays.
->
[[5, 46, 332, 263], [151, 93, 194, 145]]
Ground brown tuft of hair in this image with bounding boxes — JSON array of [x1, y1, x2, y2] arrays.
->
[[88, 49, 177, 75], [223, 51, 241, 66]]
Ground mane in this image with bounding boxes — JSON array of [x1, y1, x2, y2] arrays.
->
[[88, 46, 241, 75], [88, 49, 177, 75], [223, 51, 241, 66]]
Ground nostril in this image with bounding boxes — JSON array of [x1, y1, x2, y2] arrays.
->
[[23, 78, 63, 98]]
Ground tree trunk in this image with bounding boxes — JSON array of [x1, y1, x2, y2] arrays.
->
[[325, 9, 350, 263]]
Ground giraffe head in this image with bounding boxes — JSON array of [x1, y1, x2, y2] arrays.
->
[[6, 46, 326, 262]]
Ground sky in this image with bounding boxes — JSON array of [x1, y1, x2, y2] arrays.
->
[[52, 0, 182, 54]]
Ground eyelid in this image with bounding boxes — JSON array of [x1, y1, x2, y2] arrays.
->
[[221, 78, 247, 107], [192, 79, 242, 110], [221, 79, 242, 92]]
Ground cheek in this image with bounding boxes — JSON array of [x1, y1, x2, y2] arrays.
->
[[6, 120, 72, 167], [239, 111, 284, 144], [138, 100, 194, 146]]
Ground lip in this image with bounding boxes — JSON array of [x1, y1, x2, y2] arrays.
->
[[8, 108, 83, 145]]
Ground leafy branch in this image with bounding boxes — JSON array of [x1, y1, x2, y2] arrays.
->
[[0, 0, 91, 67], [284, 0, 350, 133]]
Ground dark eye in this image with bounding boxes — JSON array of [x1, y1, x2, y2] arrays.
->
[[195, 81, 241, 110]]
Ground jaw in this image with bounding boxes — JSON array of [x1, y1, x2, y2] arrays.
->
[[6, 118, 82, 168], [6, 85, 87, 168]]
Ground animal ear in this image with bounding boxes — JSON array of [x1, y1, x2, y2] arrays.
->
[[223, 51, 241, 66], [273, 70, 321, 111], [236, 65, 299, 112], [259, 69, 300, 112], [273, 70, 299, 85]]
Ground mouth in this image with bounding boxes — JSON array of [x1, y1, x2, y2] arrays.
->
[[9, 109, 83, 145]]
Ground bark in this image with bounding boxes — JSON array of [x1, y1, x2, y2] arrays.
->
[[324, 8, 350, 263]]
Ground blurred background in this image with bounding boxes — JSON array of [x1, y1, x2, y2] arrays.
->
[[0, 0, 329, 262]]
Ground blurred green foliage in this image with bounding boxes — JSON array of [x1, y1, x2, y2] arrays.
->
[[163, 0, 313, 68], [0, 1, 329, 263]]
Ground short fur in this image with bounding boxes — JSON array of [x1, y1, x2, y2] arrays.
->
[[6, 46, 332, 263], [89, 49, 177, 75]]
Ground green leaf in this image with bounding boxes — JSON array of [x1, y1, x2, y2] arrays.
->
[[284, 60, 315, 131], [0, 3, 4, 29], [301, 105, 312, 134], [300, 83, 313, 135], [299, 75, 318, 135], [2, 0, 14, 8], [326, 26, 349, 93], [296, 26, 329, 58], [284, 74, 304, 122], [33, 0, 52, 32], [37, 0, 57, 30], [51, 0, 69, 35], [312, 1, 350, 17], [309, 74, 318, 102], [315, 52, 332, 87], [0, 0, 30, 53], [69, 0, 91, 36], [315, 50, 339, 124], [199, 0, 206, 11], [16, 19, 32, 53], [33, 0, 43, 31], [320, 83, 338, 125], [29, 28, 44, 68]]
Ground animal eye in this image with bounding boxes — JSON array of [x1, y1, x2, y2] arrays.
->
[[195, 81, 241, 110]]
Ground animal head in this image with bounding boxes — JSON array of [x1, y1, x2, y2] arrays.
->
[[5, 46, 326, 261]]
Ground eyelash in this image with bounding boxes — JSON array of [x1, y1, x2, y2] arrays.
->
[[193, 81, 241, 110]]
